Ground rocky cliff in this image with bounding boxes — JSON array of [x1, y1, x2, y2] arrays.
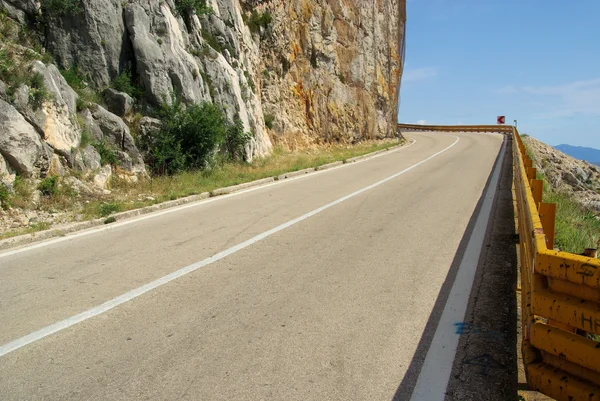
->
[[524, 136, 600, 213], [0, 0, 405, 190]]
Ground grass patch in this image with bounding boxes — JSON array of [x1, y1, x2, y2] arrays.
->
[[0, 184, 9, 209], [0, 222, 51, 240], [174, 0, 212, 17], [38, 176, 58, 196], [0, 48, 51, 109], [111, 69, 142, 99], [524, 138, 600, 254], [3, 139, 402, 226], [544, 190, 600, 254], [99, 201, 121, 217], [93, 140, 118, 166], [59, 65, 102, 109], [100, 139, 401, 208]]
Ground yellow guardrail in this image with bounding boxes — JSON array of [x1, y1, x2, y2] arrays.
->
[[397, 123, 514, 133], [398, 123, 600, 401]]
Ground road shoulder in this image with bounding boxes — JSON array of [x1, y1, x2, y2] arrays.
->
[[444, 136, 519, 401]]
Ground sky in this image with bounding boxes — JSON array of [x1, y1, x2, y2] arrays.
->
[[398, 0, 600, 149]]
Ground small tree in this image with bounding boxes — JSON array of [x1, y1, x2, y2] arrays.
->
[[224, 117, 252, 161]]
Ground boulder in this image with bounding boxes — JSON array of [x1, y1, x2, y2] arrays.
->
[[0, 153, 16, 185], [63, 176, 94, 195], [0, 0, 33, 24], [90, 105, 146, 174], [93, 165, 112, 189], [47, 154, 65, 176], [91, 105, 137, 155], [0, 80, 7, 101], [115, 150, 133, 171], [43, 0, 132, 88], [12, 84, 29, 111], [81, 146, 102, 171], [138, 116, 161, 138], [72, 145, 102, 172], [24, 62, 81, 153], [575, 167, 589, 183], [589, 200, 600, 212], [80, 108, 104, 142], [562, 171, 581, 187], [0, 99, 49, 177], [103, 88, 134, 117]]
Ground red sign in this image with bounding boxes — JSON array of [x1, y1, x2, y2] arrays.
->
[[497, 116, 506, 124]]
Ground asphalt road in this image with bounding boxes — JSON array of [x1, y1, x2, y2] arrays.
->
[[0, 132, 505, 400]]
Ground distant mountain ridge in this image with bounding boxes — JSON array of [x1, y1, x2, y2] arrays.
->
[[555, 144, 600, 165]]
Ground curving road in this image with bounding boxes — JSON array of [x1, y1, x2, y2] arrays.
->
[[0, 132, 506, 400]]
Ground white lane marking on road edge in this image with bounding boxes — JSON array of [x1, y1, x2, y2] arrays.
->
[[0, 136, 457, 359], [409, 137, 507, 401], [0, 139, 418, 259]]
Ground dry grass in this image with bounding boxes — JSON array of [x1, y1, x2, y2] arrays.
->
[[2, 139, 402, 239], [83, 139, 402, 217]]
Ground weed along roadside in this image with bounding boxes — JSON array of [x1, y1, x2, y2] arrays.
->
[[0, 139, 406, 248], [522, 136, 600, 254]]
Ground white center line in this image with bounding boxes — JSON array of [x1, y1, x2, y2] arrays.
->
[[0, 136, 459, 359], [0, 139, 417, 260], [409, 137, 507, 401]]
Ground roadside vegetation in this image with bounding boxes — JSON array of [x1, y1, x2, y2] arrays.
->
[[80, 140, 402, 220], [544, 190, 600, 254], [523, 138, 600, 254], [1, 139, 402, 239]]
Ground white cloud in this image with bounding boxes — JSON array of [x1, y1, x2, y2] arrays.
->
[[498, 78, 600, 119], [497, 85, 518, 94], [417, 120, 427, 125], [403, 67, 437, 83]]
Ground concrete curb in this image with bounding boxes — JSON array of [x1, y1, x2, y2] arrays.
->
[[0, 141, 408, 252], [210, 177, 275, 196], [346, 148, 390, 163], [277, 168, 315, 181], [316, 161, 344, 171], [0, 192, 212, 251]]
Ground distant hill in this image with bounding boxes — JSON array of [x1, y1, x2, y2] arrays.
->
[[555, 144, 600, 165]]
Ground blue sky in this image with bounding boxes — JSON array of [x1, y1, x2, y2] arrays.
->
[[398, 0, 600, 149]]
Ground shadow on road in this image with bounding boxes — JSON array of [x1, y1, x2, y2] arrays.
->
[[392, 135, 519, 401]]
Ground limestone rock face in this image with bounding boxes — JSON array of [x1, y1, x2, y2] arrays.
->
[[257, 0, 406, 148], [0, 0, 405, 176], [524, 136, 600, 215], [0, 99, 50, 177], [44, 0, 132, 88]]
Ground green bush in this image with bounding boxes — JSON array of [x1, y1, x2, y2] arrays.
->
[[149, 99, 229, 175], [60, 65, 102, 107], [99, 202, 120, 217], [174, 0, 212, 17], [93, 140, 118, 166], [0, 50, 50, 108], [60, 65, 86, 91], [245, 11, 272, 34], [0, 184, 10, 209], [264, 113, 275, 130], [111, 69, 142, 98], [29, 72, 49, 110], [38, 176, 58, 197], [224, 117, 251, 161], [243, 70, 255, 93], [41, 0, 82, 18], [79, 129, 92, 148]]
